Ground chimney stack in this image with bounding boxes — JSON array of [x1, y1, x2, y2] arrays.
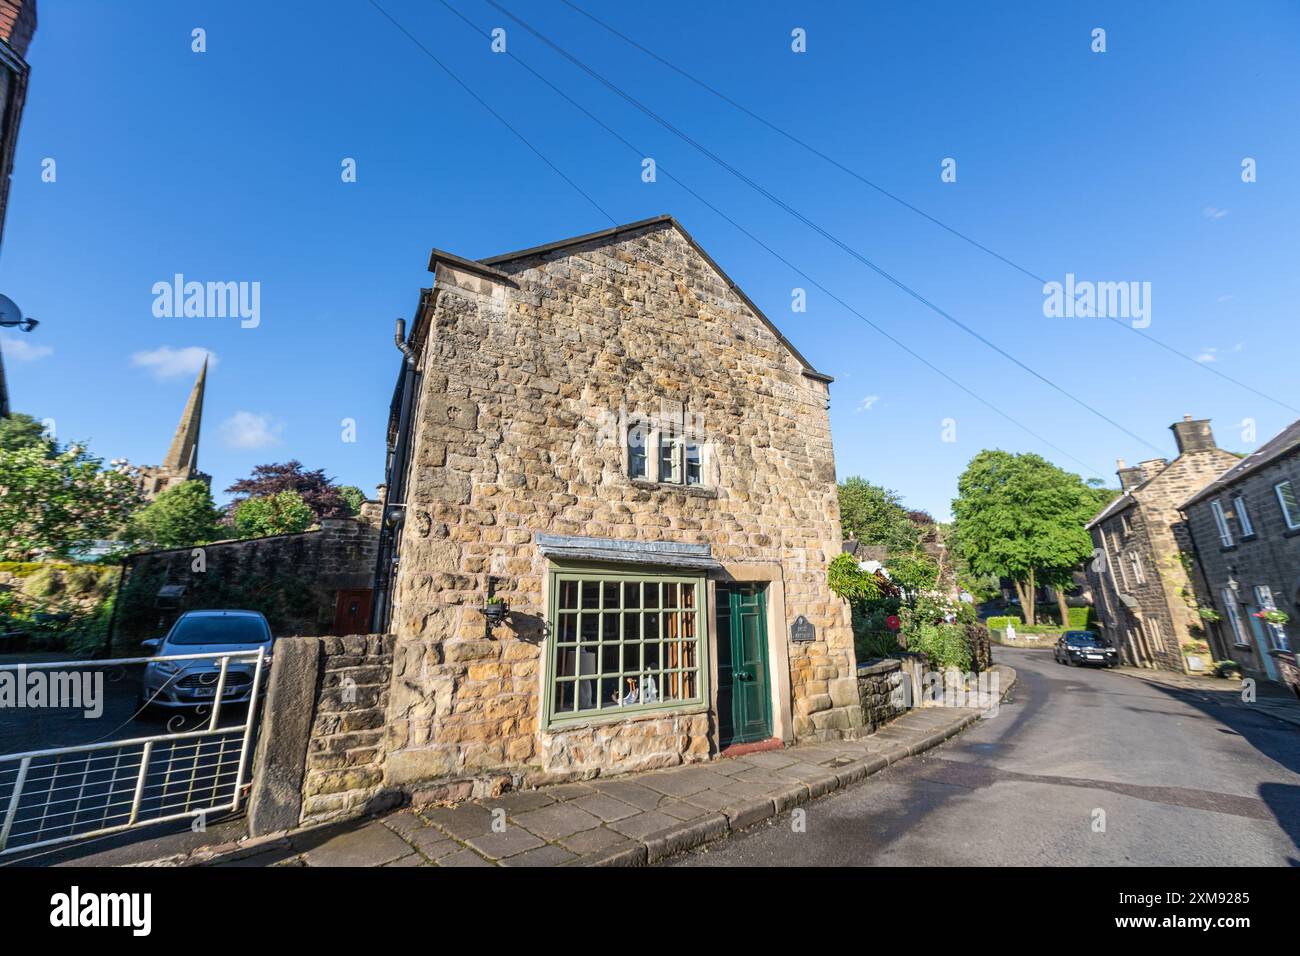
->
[[1170, 415, 1216, 455], [1116, 458, 1146, 493]]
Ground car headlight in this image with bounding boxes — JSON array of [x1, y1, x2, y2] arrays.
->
[[151, 660, 181, 676]]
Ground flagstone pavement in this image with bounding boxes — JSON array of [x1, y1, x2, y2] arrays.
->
[[231, 666, 1014, 867]]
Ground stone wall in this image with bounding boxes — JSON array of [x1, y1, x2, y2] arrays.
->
[[385, 218, 860, 790], [301, 634, 397, 823], [1183, 446, 1300, 686], [248, 633, 398, 836], [114, 517, 379, 651], [1088, 423, 1239, 672], [856, 658, 908, 732]]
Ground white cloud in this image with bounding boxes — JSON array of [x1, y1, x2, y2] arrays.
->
[[131, 345, 217, 380], [1196, 348, 1217, 363], [219, 411, 283, 449], [1202, 206, 1229, 221], [0, 334, 53, 361], [856, 394, 880, 413]]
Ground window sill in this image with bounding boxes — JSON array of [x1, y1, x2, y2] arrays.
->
[[1232, 642, 1253, 651], [1239, 533, 1258, 543], [1219, 544, 1237, 553], [545, 702, 709, 733], [1284, 527, 1300, 539], [629, 478, 719, 499]]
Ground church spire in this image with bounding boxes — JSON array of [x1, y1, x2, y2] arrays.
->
[[162, 356, 207, 476]]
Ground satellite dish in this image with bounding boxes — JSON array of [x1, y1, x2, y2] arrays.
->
[[0, 293, 37, 331]]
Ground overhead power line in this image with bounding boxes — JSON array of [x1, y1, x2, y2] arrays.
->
[[557, 0, 1300, 417], [389, 0, 1109, 479], [365, 0, 616, 226], [485, 0, 1166, 455]]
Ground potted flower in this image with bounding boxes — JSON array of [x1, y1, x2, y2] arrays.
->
[[1253, 609, 1289, 626], [1215, 659, 1243, 679], [1198, 608, 1222, 623]]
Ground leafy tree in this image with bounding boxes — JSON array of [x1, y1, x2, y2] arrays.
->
[[128, 480, 224, 550], [885, 553, 940, 607], [0, 442, 140, 560], [0, 413, 54, 455], [837, 477, 921, 552], [225, 461, 350, 522], [951, 450, 1107, 626], [232, 490, 314, 538], [337, 484, 367, 516]]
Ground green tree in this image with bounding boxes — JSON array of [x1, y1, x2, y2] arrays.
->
[[337, 485, 366, 516], [128, 480, 224, 550], [0, 442, 140, 560], [0, 412, 54, 455], [837, 477, 921, 552], [232, 490, 314, 538], [951, 450, 1106, 626]]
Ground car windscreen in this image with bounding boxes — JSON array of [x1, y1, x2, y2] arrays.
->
[[1065, 633, 1104, 647], [168, 615, 270, 645]]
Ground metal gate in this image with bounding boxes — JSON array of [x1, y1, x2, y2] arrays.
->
[[0, 648, 265, 857]]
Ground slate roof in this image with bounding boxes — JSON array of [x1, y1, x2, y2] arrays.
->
[[1180, 417, 1300, 509]]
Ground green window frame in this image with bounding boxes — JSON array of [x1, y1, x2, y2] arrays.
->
[[545, 568, 709, 727]]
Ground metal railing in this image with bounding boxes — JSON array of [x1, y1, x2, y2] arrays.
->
[[0, 648, 265, 856]]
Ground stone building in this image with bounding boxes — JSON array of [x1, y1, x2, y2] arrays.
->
[[1085, 416, 1240, 672], [131, 357, 212, 499], [1179, 418, 1300, 692], [376, 215, 861, 790], [0, 0, 36, 417]]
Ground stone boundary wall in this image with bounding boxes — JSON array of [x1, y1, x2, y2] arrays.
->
[[248, 633, 398, 836], [114, 517, 379, 651], [856, 658, 908, 732]]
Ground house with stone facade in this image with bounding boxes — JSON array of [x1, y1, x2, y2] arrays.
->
[[1085, 416, 1240, 672], [1179, 418, 1300, 693], [374, 215, 862, 792]]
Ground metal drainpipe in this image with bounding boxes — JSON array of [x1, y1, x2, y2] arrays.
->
[[370, 319, 419, 633]]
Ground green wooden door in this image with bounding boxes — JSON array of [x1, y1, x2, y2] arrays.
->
[[717, 584, 772, 746]]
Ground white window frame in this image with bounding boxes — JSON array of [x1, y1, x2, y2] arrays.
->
[[1275, 481, 1300, 530], [1129, 551, 1145, 585], [1220, 588, 1249, 647], [1253, 585, 1291, 652], [627, 422, 649, 481], [1211, 499, 1233, 547], [1232, 495, 1254, 537]]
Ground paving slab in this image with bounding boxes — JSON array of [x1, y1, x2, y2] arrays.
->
[[501, 844, 579, 867], [465, 826, 548, 860], [421, 803, 497, 841], [302, 822, 415, 868], [608, 809, 680, 840], [512, 802, 604, 840]]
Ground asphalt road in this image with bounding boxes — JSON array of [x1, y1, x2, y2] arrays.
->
[[671, 646, 1300, 866]]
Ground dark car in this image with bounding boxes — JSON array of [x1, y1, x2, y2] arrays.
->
[[1053, 630, 1119, 667]]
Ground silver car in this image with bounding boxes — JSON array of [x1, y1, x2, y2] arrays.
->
[[139, 610, 273, 711]]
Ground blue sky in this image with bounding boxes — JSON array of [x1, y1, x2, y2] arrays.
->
[[2, 1, 1297, 519]]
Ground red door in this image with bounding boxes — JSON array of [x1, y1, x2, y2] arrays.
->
[[333, 589, 373, 635]]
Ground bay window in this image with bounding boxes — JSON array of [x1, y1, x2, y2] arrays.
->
[[547, 570, 707, 724]]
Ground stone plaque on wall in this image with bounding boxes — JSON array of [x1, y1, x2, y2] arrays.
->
[[790, 615, 815, 643]]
